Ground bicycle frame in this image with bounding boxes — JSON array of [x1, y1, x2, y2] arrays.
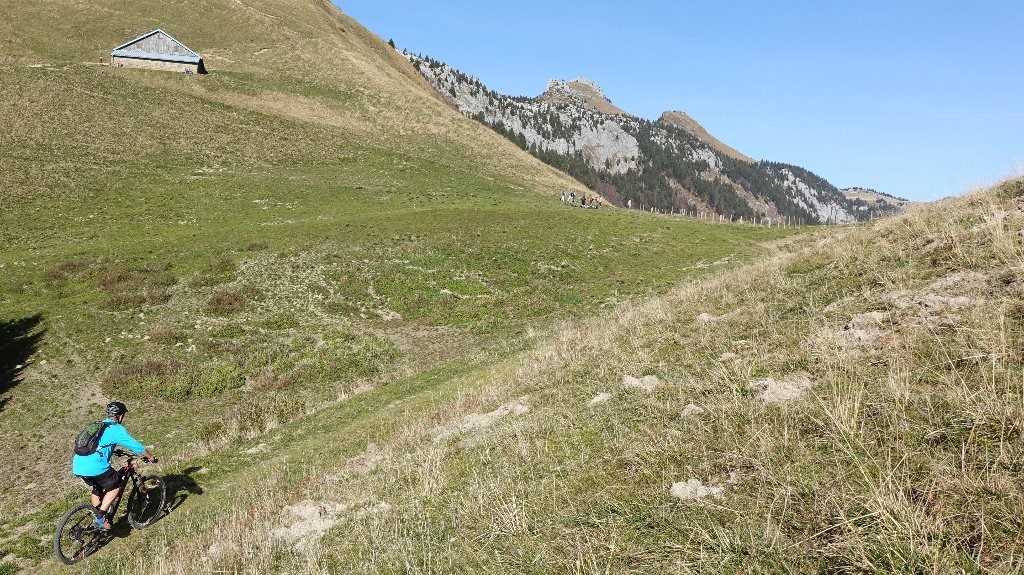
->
[[103, 452, 144, 521]]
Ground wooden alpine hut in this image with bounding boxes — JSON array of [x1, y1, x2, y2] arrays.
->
[[111, 29, 206, 74]]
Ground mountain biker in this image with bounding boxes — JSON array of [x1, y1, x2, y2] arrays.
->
[[71, 401, 157, 530]]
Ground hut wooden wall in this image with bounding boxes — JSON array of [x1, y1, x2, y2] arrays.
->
[[125, 32, 193, 58]]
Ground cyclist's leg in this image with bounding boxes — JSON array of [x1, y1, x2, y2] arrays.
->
[[80, 474, 106, 510], [98, 485, 122, 513], [90, 468, 124, 527]]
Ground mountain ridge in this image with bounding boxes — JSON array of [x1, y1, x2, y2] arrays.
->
[[405, 52, 909, 223]]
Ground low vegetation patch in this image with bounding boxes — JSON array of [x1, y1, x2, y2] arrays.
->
[[205, 285, 260, 316], [100, 357, 244, 401]]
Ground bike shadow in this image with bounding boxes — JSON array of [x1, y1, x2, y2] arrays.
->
[[84, 517, 136, 553], [163, 467, 205, 513]]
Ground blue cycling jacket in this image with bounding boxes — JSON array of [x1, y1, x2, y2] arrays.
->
[[71, 418, 147, 478]]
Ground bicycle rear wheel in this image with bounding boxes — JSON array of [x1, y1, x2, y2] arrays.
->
[[54, 503, 103, 564], [127, 474, 166, 529]]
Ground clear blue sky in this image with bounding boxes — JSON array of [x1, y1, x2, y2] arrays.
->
[[336, 1, 1023, 201]]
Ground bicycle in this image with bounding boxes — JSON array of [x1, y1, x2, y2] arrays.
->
[[54, 449, 166, 564]]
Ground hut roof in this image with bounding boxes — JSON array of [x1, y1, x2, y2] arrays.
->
[[111, 29, 202, 64]]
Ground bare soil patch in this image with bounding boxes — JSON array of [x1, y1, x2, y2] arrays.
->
[[272, 500, 348, 550], [435, 396, 530, 441], [670, 478, 724, 501], [680, 403, 705, 418], [343, 442, 385, 475], [841, 311, 891, 348], [622, 374, 660, 392], [749, 372, 813, 403]]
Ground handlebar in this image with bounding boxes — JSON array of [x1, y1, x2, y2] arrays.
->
[[112, 449, 158, 463]]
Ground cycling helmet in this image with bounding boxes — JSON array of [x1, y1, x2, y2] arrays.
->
[[106, 401, 128, 418]]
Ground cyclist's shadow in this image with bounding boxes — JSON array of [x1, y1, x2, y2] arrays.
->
[[162, 467, 206, 514]]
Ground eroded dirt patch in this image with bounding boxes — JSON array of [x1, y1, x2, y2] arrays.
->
[[670, 478, 724, 501], [435, 396, 531, 441], [680, 403, 706, 418], [841, 311, 891, 348], [344, 442, 386, 475], [623, 374, 661, 392], [272, 500, 348, 549], [749, 372, 813, 403], [886, 271, 985, 329]]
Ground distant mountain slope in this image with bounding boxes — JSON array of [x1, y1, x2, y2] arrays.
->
[[406, 52, 910, 223], [658, 110, 753, 164], [841, 187, 916, 217]]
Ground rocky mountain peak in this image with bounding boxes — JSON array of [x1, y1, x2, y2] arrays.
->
[[541, 77, 628, 116], [546, 77, 605, 99]]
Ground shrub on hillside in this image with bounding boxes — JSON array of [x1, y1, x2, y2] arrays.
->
[[101, 357, 243, 401], [206, 285, 262, 315]]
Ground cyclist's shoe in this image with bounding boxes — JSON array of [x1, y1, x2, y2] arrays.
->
[[93, 513, 111, 530]]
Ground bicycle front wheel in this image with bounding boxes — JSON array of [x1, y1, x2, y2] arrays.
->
[[127, 474, 166, 529], [54, 503, 103, 564]]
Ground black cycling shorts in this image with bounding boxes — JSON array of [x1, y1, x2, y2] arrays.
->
[[79, 467, 123, 496]]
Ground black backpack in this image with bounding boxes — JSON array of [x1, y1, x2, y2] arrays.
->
[[73, 421, 111, 456]]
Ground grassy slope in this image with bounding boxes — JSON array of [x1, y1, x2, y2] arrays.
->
[[0, 1, 801, 572], [61, 179, 1017, 575], [15, 178, 1020, 574]]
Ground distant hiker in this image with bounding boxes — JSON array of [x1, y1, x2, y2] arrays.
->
[[560, 191, 565, 203], [72, 402, 157, 530], [569, 191, 576, 206]]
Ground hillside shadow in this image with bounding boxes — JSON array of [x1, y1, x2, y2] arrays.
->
[[0, 314, 45, 406], [164, 467, 205, 513]]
